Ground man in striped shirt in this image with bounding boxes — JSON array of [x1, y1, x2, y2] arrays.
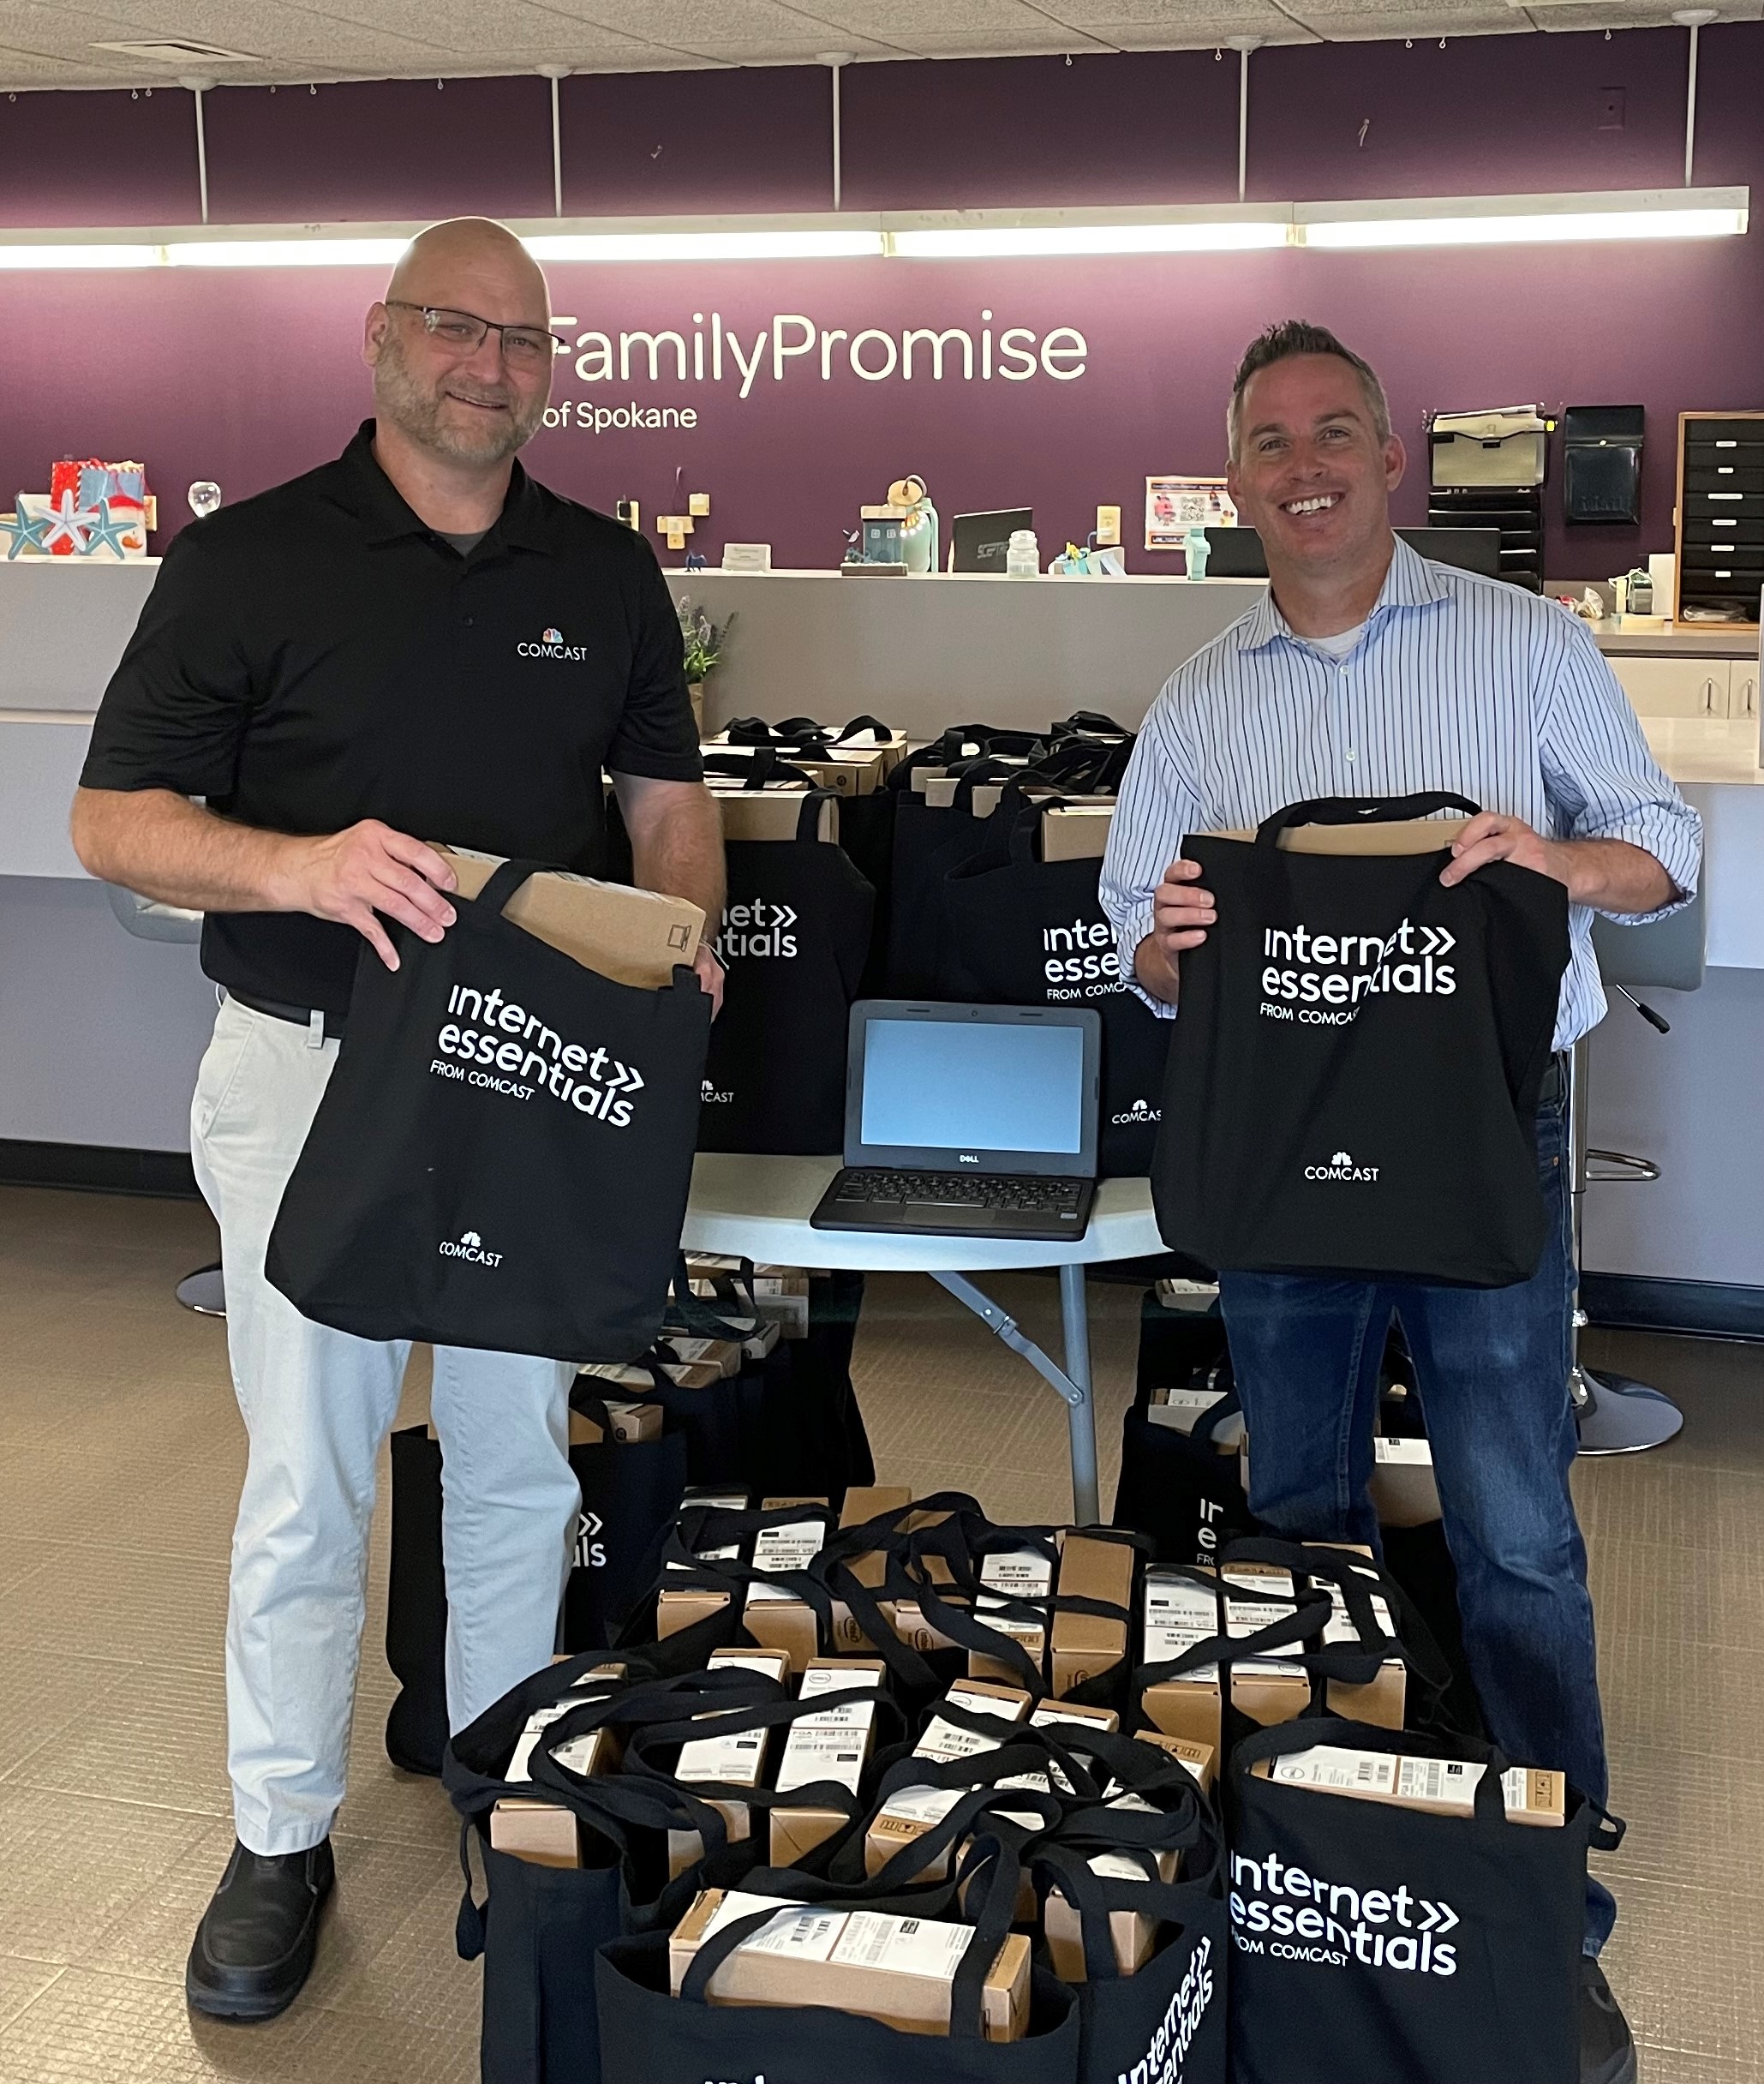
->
[[1102, 320, 1699, 2084]]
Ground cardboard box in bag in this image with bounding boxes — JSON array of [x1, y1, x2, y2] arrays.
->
[[493, 1662, 626, 1867], [657, 1513, 750, 1640], [670, 1889, 1031, 2041], [1206, 819, 1472, 858], [583, 1354, 722, 1392], [665, 1650, 789, 1877], [743, 1508, 832, 1673], [711, 785, 840, 844], [768, 1658, 888, 1865], [1050, 1532, 1135, 1696], [1251, 1745, 1564, 1826], [1139, 1557, 1404, 1747], [1041, 802, 1115, 863], [436, 845, 701, 986], [1145, 1386, 1243, 1450], [969, 1544, 1053, 1684], [1044, 1844, 1181, 1981], [567, 1399, 661, 1446], [1370, 1435, 1443, 1528], [826, 1486, 915, 1651], [1133, 1729, 1218, 1797], [706, 742, 888, 798], [864, 1680, 1031, 1877]]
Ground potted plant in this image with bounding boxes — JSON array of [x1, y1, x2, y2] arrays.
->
[[677, 596, 733, 734]]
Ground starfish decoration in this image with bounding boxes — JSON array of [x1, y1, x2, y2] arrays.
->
[[1, 506, 51, 560], [39, 486, 100, 553], [83, 497, 135, 557]]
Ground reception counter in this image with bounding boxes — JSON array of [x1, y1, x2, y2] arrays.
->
[[3, 558, 1759, 1326]]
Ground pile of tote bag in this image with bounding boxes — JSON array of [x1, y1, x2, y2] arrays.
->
[[441, 1486, 1618, 2084], [385, 1255, 872, 1775], [691, 708, 1167, 1177]]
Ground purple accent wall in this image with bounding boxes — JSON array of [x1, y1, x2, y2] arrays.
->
[[206, 76, 554, 225], [841, 53, 1240, 209], [1, 27, 1761, 584], [561, 68, 831, 216]]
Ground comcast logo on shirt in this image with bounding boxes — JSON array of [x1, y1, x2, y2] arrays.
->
[[517, 626, 588, 661], [1110, 1097, 1162, 1125], [1305, 1149, 1380, 1183], [439, 1228, 503, 1267]]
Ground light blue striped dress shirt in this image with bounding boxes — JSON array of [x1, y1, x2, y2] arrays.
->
[[1099, 537, 1703, 1050]]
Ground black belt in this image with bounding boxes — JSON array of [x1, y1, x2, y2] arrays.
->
[[227, 990, 348, 1042]]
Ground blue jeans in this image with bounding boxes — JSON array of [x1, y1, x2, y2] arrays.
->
[[1217, 1082, 1616, 1953]]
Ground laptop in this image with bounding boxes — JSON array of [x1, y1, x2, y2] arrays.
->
[[1202, 525, 1503, 580], [952, 508, 1033, 574], [810, 1000, 1101, 1241]]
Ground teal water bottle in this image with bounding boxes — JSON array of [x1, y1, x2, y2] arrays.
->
[[1183, 525, 1211, 580]]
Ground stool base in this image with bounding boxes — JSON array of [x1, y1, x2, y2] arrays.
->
[[1572, 1367, 1684, 1457], [176, 1264, 227, 1317]]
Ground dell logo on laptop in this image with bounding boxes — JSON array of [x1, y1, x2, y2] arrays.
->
[[959, 1153, 980, 1165]]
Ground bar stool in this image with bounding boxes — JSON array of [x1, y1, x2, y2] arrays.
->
[[1568, 883, 1707, 1455], [104, 885, 225, 1318]]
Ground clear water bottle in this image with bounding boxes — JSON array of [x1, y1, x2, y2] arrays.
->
[[1006, 528, 1039, 578]]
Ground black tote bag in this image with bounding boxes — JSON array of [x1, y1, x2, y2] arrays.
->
[[380, 1397, 690, 1775], [699, 782, 875, 1155], [940, 789, 1169, 1177], [266, 859, 711, 1359], [1227, 1717, 1620, 2084], [1152, 795, 1570, 1287]]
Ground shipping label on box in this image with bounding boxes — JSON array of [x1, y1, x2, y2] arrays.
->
[[673, 1889, 1030, 2041], [916, 1680, 1031, 1761], [1261, 1746, 1564, 1826], [768, 1660, 886, 1865]]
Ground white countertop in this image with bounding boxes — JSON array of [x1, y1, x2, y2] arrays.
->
[[1639, 716, 1764, 785]]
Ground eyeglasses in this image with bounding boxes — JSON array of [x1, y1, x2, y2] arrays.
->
[[385, 301, 564, 368]]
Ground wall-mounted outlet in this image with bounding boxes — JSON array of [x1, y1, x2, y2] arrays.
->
[[1596, 87, 1625, 132]]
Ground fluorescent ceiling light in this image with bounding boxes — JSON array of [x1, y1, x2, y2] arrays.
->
[[165, 237, 412, 266], [1300, 187, 1747, 249], [525, 228, 884, 260], [0, 243, 160, 268], [891, 221, 1289, 256]]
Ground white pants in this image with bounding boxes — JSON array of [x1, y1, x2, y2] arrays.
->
[[191, 996, 578, 1856]]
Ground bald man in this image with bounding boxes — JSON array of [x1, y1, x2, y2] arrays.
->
[[73, 218, 723, 2021]]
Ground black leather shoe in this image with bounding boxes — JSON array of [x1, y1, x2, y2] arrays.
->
[[1582, 1956, 1638, 2084], [186, 1838, 334, 2021]]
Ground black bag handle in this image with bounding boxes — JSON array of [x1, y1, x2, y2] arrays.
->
[[794, 786, 839, 844], [701, 749, 822, 792], [1219, 1536, 1455, 1702], [1253, 792, 1481, 847], [1051, 710, 1133, 741], [831, 714, 896, 746], [722, 715, 835, 750], [474, 857, 547, 914]]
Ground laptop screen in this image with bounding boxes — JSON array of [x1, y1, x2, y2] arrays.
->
[[859, 1015, 1086, 1157]]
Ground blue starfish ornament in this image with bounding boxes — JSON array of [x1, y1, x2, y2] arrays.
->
[[83, 497, 135, 557], [1, 506, 51, 560]]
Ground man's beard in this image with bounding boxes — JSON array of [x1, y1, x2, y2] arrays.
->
[[374, 331, 547, 464]]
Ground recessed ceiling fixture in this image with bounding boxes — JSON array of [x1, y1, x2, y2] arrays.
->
[[90, 39, 260, 64]]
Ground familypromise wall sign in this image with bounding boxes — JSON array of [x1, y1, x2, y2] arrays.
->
[[541, 305, 1092, 434]]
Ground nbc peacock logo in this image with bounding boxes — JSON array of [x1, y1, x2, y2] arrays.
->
[[541, 626, 563, 644]]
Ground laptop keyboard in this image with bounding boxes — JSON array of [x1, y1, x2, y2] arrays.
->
[[833, 1170, 1085, 1215]]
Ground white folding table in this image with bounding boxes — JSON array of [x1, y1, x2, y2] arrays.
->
[[679, 1153, 1164, 1523]]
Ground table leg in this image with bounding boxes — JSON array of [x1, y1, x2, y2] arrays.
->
[[929, 1270, 1101, 1526], [1059, 1264, 1101, 1525]]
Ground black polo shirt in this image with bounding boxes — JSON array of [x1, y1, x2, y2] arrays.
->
[[81, 421, 703, 1015]]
